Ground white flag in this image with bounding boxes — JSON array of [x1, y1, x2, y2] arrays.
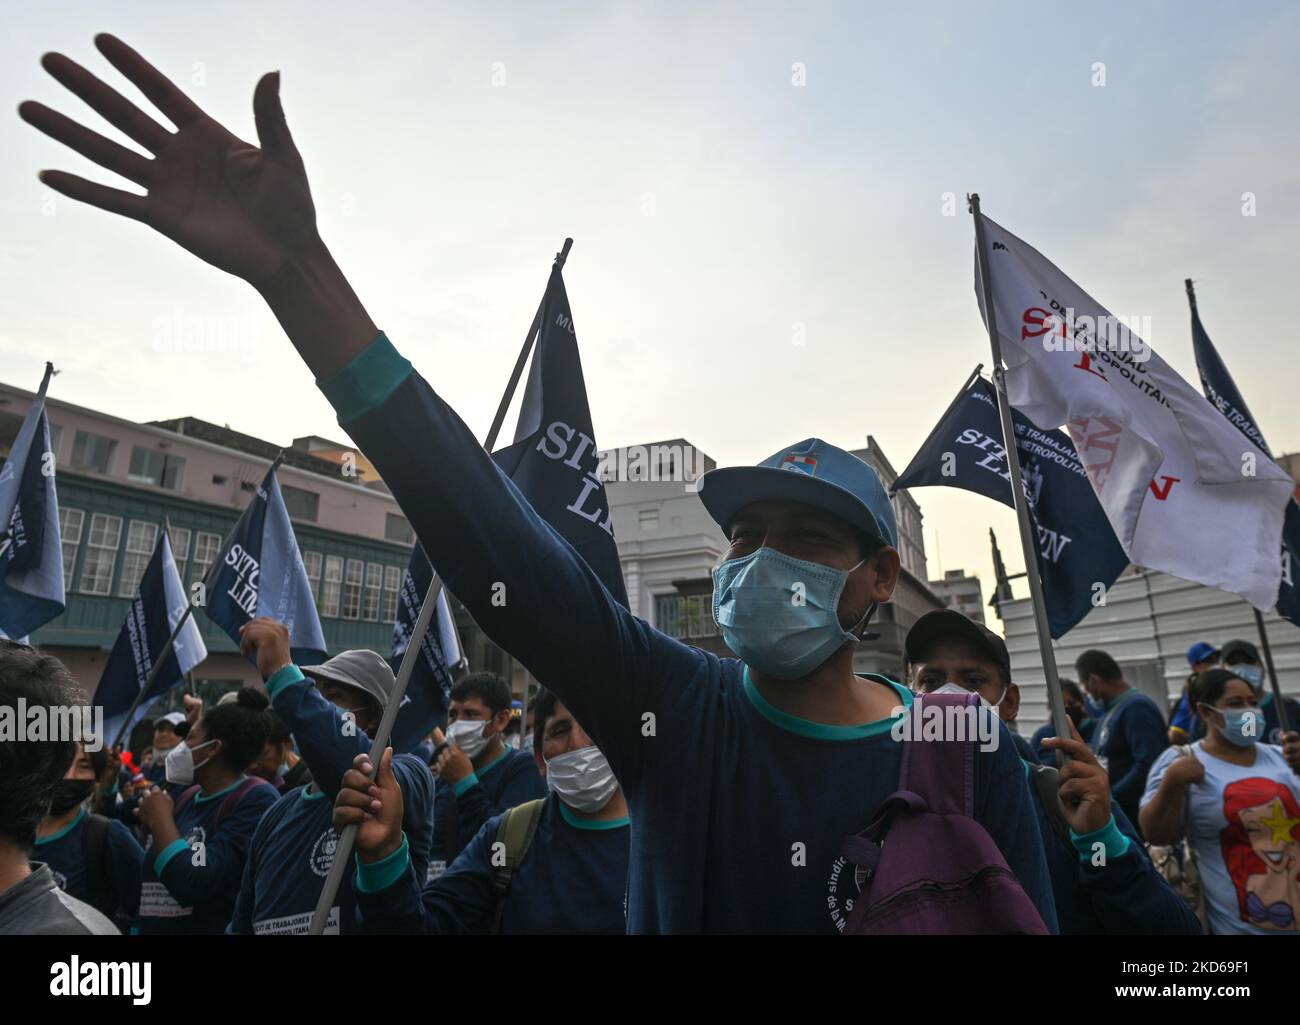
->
[[975, 213, 1292, 610]]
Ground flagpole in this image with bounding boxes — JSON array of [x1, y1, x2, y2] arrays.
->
[[968, 194, 1073, 749], [108, 601, 198, 750], [1251, 609, 1291, 733], [309, 237, 574, 935], [106, 455, 283, 749]]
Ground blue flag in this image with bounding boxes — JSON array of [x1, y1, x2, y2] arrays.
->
[[491, 267, 629, 606], [893, 373, 1128, 637], [1189, 287, 1300, 624], [98, 531, 207, 742], [204, 465, 327, 664], [0, 365, 65, 639], [388, 541, 465, 753]]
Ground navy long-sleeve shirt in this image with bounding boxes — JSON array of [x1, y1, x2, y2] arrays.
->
[[356, 792, 629, 934], [228, 664, 434, 934], [1088, 689, 1169, 836], [429, 747, 546, 879], [315, 332, 1058, 934], [33, 808, 143, 928], [137, 776, 278, 934], [1024, 763, 1201, 935]]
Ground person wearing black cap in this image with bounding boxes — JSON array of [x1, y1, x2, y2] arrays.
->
[[904, 609, 1038, 763], [228, 617, 435, 933], [906, 611, 1201, 935], [11, 40, 1053, 932], [1220, 639, 1300, 747]]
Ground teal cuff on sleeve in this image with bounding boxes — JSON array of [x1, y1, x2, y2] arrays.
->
[[317, 332, 413, 423], [452, 773, 480, 798], [154, 837, 190, 876], [266, 663, 306, 699], [1070, 815, 1131, 863], [354, 834, 410, 894]]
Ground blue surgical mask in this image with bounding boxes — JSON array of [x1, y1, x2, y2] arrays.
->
[[1209, 706, 1264, 748], [1233, 664, 1263, 690], [1084, 695, 1106, 719], [712, 547, 865, 680]]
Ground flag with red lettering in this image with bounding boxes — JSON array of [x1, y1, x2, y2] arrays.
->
[[974, 213, 1292, 610], [491, 266, 628, 605]]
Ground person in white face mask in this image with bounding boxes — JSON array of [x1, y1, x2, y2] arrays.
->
[[424, 673, 545, 880], [337, 688, 630, 934]]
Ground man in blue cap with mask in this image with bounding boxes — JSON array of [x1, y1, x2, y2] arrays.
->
[[1169, 641, 1220, 744], [17, 39, 1055, 932]]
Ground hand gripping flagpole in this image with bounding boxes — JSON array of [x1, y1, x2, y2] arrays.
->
[[107, 454, 285, 750], [968, 195, 1073, 752], [309, 237, 574, 934], [1184, 278, 1290, 734]]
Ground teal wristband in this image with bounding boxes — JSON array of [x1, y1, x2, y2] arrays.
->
[[1070, 815, 1131, 863], [452, 773, 480, 798], [317, 332, 413, 423], [354, 834, 411, 894], [266, 663, 305, 699], [154, 837, 190, 876]]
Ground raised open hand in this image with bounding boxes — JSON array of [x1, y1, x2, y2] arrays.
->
[[19, 34, 318, 286]]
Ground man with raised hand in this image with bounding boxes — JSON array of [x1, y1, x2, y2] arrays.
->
[[19, 36, 1053, 933]]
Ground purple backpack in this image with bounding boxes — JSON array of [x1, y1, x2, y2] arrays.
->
[[840, 692, 1048, 935]]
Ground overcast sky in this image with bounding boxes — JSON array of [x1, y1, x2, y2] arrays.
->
[[3, 1, 1297, 625]]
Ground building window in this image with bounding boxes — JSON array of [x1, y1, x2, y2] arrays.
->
[[382, 564, 401, 623], [79, 513, 123, 595], [639, 508, 659, 530], [168, 525, 191, 581], [118, 520, 160, 596], [128, 446, 186, 490], [281, 484, 320, 522], [70, 431, 118, 475], [302, 551, 322, 603], [385, 513, 413, 544], [48, 423, 64, 460], [322, 555, 343, 617], [59, 507, 84, 580], [653, 594, 718, 640], [342, 559, 363, 620], [191, 531, 222, 586], [362, 562, 383, 621]]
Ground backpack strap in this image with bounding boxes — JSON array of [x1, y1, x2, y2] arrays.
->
[[214, 777, 270, 830], [491, 800, 546, 935], [172, 784, 201, 820], [1030, 764, 1070, 842], [899, 692, 979, 817], [80, 812, 115, 917]]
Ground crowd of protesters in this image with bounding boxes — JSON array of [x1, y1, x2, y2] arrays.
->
[[2, 32, 1298, 937]]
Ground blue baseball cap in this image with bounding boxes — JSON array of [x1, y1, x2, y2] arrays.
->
[[1186, 641, 1219, 666], [698, 438, 898, 549]]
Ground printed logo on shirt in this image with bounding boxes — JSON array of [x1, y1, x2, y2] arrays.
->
[[253, 907, 340, 935], [51, 869, 68, 892], [185, 825, 206, 848], [309, 827, 339, 877], [139, 881, 192, 919], [826, 853, 870, 932]]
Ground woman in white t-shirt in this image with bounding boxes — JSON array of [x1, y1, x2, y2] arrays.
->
[[1141, 668, 1300, 935]]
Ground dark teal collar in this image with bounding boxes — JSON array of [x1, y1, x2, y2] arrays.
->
[[743, 667, 912, 740], [34, 807, 86, 846]]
